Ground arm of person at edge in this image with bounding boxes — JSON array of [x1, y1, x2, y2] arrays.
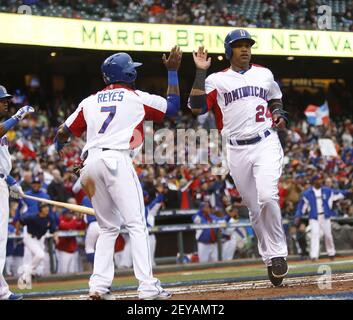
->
[[162, 45, 183, 117], [0, 105, 35, 138], [188, 46, 212, 115]]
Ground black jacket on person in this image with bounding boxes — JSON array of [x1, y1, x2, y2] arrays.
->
[[20, 214, 57, 240]]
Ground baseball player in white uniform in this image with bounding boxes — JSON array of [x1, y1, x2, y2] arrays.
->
[[295, 174, 352, 261], [188, 29, 289, 287], [0, 85, 34, 300], [55, 46, 182, 300]]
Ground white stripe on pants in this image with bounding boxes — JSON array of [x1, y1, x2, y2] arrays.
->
[[226, 132, 288, 266], [0, 179, 10, 299], [309, 216, 335, 259], [81, 149, 163, 297]]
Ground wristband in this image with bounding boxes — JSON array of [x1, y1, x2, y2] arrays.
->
[[166, 94, 180, 117], [3, 117, 19, 131], [272, 108, 289, 124], [168, 71, 178, 86], [54, 137, 66, 152], [5, 175, 17, 186]]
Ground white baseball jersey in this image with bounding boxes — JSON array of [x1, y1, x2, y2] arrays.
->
[[204, 64, 282, 139], [0, 135, 11, 175], [65, 84, 167, 157]]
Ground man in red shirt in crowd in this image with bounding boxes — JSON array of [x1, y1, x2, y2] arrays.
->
[[56, 209, 86, 274]]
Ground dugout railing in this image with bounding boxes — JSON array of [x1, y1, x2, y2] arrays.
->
[[7, 215, 353, 274]]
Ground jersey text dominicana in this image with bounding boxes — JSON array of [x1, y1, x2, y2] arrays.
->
[[65, 84, 167, 157], [205, 64, 282, 139]]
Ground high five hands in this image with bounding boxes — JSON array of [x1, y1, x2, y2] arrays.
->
[[163, 46, 183, 71]]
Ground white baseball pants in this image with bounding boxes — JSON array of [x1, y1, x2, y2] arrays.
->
[[0, 179, 11, 299], [5, 256, 23, 277], [226, 131, 288, 266], [81, 149, 164, 298], [222, 235, 237, 261], [309, 216, 335, 259], [85, 221, 100, 255], [197, 242, 218, 263], [22, 233, 46, 275], [57, 250, 79, 274]]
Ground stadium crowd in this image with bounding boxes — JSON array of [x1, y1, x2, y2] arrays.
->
[[6, 88, 353, 215], [1, 0, 353, 31]]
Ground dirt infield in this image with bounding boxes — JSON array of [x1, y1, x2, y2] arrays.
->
[[39, 272, 353, 300], [170, 273, 353, 300], [19, 257, 353, 300]]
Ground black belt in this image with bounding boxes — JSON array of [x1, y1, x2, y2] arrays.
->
[[229, 130, 271, 146], [318, 212, 324, 215]]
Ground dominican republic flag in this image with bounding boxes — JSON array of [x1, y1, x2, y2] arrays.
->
[[304, 102, 330, 126]]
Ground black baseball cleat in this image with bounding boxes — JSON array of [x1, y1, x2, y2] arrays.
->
[[271, 257, 288, 278], [267, 266, 284, 287]]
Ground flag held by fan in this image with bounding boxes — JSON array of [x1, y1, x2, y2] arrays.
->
[[304, 102, 330, 126]]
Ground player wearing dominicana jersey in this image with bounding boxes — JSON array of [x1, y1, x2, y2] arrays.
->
[[55, 46, 182, 300], [188, 30, 289, 287], [0, 85, 34, 300]]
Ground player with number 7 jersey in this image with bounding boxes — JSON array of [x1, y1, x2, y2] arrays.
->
[[64, 82, 168, 155], [55, 46, 182, 300]]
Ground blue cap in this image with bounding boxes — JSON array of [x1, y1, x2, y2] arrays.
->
[[224, 29, 255, 59], [0, 85, 13, 99], [101, 52, 142, 85]]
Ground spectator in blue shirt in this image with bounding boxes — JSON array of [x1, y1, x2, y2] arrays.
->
[[192, 202, 224, 263], [295, 174, 352, 261], [16, 177, 51, 216]]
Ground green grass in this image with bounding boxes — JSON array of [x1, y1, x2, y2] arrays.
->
[[11, 260, 353, 294]]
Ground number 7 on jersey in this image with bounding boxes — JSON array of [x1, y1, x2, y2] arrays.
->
[[98, 106, 116, 133]]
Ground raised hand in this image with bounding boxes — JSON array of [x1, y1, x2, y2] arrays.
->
[[12, 105, 35, 121], [162, 45, 183, 71], [192, 46, 211, 70]]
